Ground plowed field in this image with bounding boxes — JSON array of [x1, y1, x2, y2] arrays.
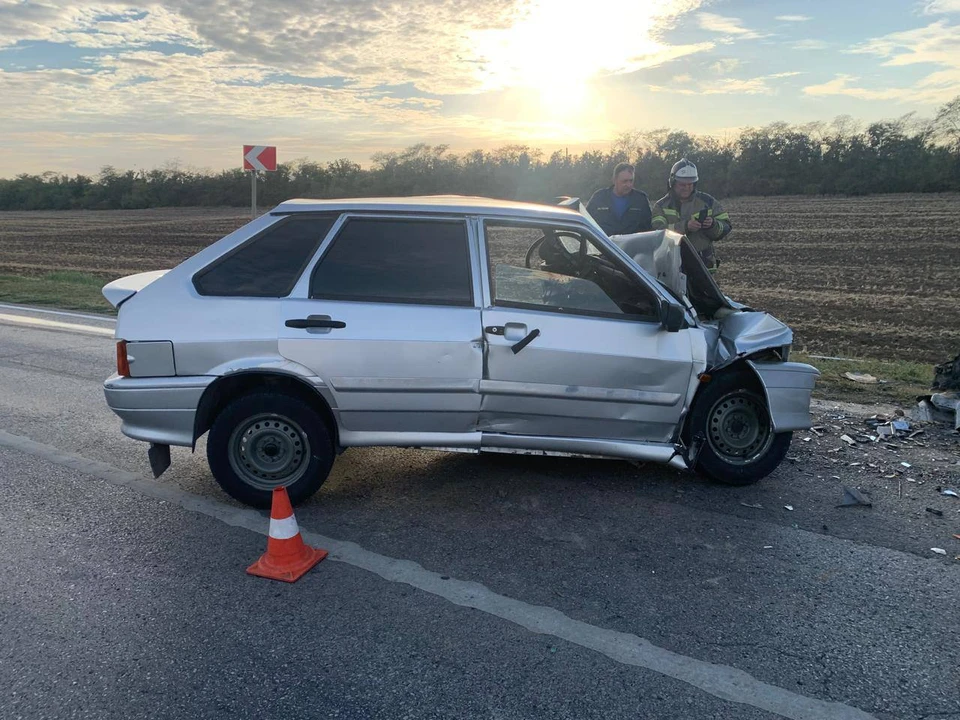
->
[[0, 194, 957, 363]]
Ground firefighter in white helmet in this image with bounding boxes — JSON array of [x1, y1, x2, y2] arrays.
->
[[651, 159, 732, 271]]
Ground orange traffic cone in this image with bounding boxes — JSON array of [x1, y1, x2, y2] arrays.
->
[[247, 487, 328, 582]]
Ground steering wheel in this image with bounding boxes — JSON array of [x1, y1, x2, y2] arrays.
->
[[524, 231, 587, 275]]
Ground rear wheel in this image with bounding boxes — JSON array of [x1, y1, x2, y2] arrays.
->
[[207, 391, 334, 507], [686, 371, 791, 486]]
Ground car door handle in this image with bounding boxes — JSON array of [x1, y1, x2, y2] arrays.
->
[[484, 325, 505, 336], [285, 318, 346, 329], [511, 328, 540, 354]]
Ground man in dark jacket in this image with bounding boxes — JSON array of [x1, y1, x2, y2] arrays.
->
[[585, 163, 652, 236]]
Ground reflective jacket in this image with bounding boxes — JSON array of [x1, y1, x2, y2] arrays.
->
[[651, 191, 731, 268], [585, 187, 652, 236]]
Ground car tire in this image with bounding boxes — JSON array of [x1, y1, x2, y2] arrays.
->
[[686, 371, 792, 486], [207, 391, 334, 508]]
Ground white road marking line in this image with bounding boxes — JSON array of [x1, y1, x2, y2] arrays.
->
[[0, 313, 115, 337], [0, 302, 116, 323], [0, 428, 877, 720]]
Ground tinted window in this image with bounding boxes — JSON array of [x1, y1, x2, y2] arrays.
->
[[310, 218, 472, 305], [484, 222, 658, 320], [194, 215, 336, 297]]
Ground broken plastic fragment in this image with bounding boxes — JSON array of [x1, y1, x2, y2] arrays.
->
[[740, 502, 763, 509], [940, 488, 959, 498], [931, 548, 947, 555], [840, 434, 856, 446], [784, 505, 794, 511], [844, 372, 878, 384], [900, 462, 912, 468], [837, 486, 872, 508], [892, 419, 910, 431]]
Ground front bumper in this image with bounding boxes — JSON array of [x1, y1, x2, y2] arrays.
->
[[103, 374, 214, 447], [746, 361, 820, 432]]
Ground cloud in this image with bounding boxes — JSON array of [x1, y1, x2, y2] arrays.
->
[[923, 0, 960, 13], [697, 13, 767, 40], [710, 58, 741, 74], [792, 39, 829, 50], [808, 19, 960, 103], [650, 72, 801, 96], [776, 15, 811, 22]]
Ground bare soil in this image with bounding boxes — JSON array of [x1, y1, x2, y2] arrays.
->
[[0, 193, 958, 363]]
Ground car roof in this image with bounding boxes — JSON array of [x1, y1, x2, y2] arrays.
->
[[272, 195, 585, 222]]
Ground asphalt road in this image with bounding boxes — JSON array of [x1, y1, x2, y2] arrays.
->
[[1, 304, 958, 720]]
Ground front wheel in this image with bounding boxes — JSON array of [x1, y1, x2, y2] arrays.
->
[[207, 391, 334, 507], [686, 372, 792, 486]]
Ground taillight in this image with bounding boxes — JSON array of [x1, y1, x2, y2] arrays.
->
[[116, 341, 131, 377]]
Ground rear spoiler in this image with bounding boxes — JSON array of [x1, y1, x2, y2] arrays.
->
[[102, 270, 169, 309]]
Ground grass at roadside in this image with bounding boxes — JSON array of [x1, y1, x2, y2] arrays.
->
[[0, 271, 115, 314], [795, 352, 933, 406]]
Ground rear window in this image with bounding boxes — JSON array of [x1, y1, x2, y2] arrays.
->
[[310, 218, 473, 305], [193, 215, 336, 297]]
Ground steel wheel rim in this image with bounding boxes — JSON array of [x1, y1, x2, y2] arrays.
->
[[705, 391, 773, 465], [227, 413, 310, 490]]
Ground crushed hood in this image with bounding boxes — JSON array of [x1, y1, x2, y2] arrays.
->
[[711, 310, 793, 367]]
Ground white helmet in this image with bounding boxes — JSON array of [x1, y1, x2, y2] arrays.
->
[[668, 158, 699, 188]]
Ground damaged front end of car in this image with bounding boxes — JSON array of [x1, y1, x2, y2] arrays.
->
[[611, 229, 820, 437]]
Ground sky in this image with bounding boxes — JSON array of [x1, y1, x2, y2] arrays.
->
[[3, 0, 960, 176]]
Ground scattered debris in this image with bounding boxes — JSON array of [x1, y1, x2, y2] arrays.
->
[[844, 372, 878, 384], [953, 534, 960, 541], [939, 488, 959, 498], [840, 434, 856, 446], [838, 486, 872, 508], [877, 425, 895, 439], [762, 545, 773, 550], [892, 419, 910, 432], [784, 505, 794, 511], [931, 548, 947, 555], [926, 508, 944, 517], [900, 462, 912, 468], [740, 502, 763, 509], [932, 353, 960, 391]]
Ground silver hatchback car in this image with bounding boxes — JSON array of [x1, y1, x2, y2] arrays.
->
[[102, 196, 818, 507]]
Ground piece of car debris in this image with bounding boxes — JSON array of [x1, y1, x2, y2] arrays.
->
[[838, 486, 872, 508], [931, 548, 947, 555], [740, 502, 763, 509], [940, 488, 959, 498], [784, 505, 794, 511], [892, 419, 910, 432], [844, 371, 878, 384], [840, 434, 856, 446], [901, 462, 912, 468], [926, 507, 944, 517]]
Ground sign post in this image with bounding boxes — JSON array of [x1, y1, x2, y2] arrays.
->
[[243, 145, 278, 218]]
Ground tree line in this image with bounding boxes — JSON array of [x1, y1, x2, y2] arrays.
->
[[3, 98, 960, 211]]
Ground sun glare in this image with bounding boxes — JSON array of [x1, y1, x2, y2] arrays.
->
[[470, 0, 664, 110]]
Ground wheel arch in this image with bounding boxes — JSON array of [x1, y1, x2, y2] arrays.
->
[[193, 371, 339, 450], [678, 359, 764, 442]]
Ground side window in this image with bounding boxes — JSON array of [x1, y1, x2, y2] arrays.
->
[[484, 222, 658, 320], [310, 218, 473, 306], [193, 215, 336, 297]]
